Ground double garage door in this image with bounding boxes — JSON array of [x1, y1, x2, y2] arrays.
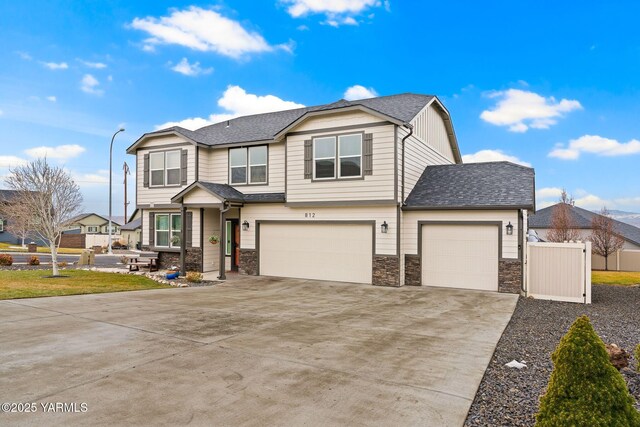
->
[[259, 222, 373, 284], [421, 224, 499, 291]]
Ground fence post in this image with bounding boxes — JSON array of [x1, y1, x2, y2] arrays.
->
[[585, 242, 592, 304]]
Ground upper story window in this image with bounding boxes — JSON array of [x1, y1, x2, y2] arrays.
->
[[229, 146, 267, 185], [313, 133, 362, 180], [150, 150, 181, 187]]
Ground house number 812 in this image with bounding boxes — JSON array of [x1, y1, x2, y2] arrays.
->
[[304, 212, 316, 218]]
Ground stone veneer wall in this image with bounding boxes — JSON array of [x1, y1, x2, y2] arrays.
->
[[239, 249, 258, 275], [142, 247, 203, 272], [372, 255, 400, 287], [404, 255, 421, 286], [498, 259, 522, 294]]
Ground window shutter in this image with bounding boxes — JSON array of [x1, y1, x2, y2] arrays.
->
[[363, 133, 373, 176], [148, 213, 155, 247], [186, 211, 193, 248], [304, 139, 312, 179], [181, 149, 188, 185], [143, 154, 150, 188]]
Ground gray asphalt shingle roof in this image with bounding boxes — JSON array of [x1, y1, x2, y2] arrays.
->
[[528, 204, 640, 246], [404, 162, 535, 210], [0, 189, 20, 203], [120, 218, 141, 231], [142, 93, 436, 148], [175, 181, 285, 205]]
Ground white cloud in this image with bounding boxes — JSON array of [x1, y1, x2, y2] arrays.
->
[[156, 85, 305, 130], [107, 75, 113, 82], [281, 0, 385, 25], [343, 84, 378, 100], [71, 170, 109, 186], [480, 89, 582, 132], [17, 51, 32, 60], [549, 135, 640, 160], [46, 96, 57, 102], [130, 6, 284, 59], [24, 144, 86, 160], [536, 187, 563, 200], [80, 74, 103, 95], [42, 61, 69, 70], [462, 149, 531, 167], [79, 59, 107, 69], [0, 155, 28, 168], [170, 58, 213, 76]]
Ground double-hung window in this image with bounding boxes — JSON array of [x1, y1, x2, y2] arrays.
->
[[87, 226, 98, 233], [149, 150, 181, 187], [155, 213, 182, 248], [313, 133, 362, 179], [229, 146, 267, 185]]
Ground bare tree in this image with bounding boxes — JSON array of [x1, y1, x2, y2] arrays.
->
[[547, 189, 581, 242], [591, 207, 624, 271], [5, 158, 83, 276], [0, 199, 34, 247]]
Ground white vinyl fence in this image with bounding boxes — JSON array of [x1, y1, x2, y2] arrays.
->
[[85, 234, 123, 249], [526, 242, 591, 304]]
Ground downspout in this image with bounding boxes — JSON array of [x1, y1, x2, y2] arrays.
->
[[218, 201, 231, 280], [180, 204, 187, 276], [400, 123, 414, 204]]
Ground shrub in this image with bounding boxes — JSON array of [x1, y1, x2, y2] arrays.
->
[[636, 344, 640, 373], [536, 315, 640, 426], [0, 254, 13, 266], [28, 256, 40, 266], [186, 271, 203, 283]]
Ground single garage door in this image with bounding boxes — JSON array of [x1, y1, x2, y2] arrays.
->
[[259, 222, 373, 284], [421, 224, 498, 291]]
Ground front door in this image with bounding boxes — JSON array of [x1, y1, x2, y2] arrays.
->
[[226, 220, 240, 272]]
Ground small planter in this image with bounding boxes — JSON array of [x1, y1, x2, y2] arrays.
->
[[208, 235, 220, 245]]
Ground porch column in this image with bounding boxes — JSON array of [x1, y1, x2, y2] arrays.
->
[[218, 206, 227, 280], [180, 204, 187, 276]]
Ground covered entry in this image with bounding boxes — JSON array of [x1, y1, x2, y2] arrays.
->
[[258, 222, 373, 284], [421, 222, 499, 291]]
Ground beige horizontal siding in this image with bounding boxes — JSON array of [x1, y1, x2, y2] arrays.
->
[[287, 119, 396, 202], [240, 204, 398, 255], [402, 210, 520, 259], [136, 138, 195, 206]]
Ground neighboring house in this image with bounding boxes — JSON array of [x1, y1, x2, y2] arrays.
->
[[529, 203, 640, 271], [64, 213, 124, 235], [0, 189, 45, 245], [120, 210, 142, 250], [127, 93, 535, 292]]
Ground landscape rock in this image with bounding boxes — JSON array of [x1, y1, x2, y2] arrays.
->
[[606, 343, 630, 370]]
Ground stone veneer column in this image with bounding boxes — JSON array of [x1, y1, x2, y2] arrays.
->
[[498, 259, 522, 294], [239, 249, 258, 275], [372, 255, 400, 287], [404, 255, 421, 286]]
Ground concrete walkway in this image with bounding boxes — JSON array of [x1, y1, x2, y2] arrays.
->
[[0, 277, 517, 426]]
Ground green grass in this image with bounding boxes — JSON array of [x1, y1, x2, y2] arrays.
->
[[0, 269, 170, 300], [592, 270, 640, 286], [0, 242, 86, 255]]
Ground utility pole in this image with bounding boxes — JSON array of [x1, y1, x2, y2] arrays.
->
[[123, 162, 130, 222]]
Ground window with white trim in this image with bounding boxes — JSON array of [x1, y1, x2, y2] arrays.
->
[[313, 133, 362, 179], [229, 146, 267, 185], [87, 226, 98, 233], [149, 150, 181, 187], [155, 214, 182, 248]]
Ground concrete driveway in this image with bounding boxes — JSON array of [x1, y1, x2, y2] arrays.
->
[[0, 277, 517, 426]]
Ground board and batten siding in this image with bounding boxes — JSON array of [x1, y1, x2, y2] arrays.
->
[[402, 210, 520, 259], [286, 112, 395, 202], [240, 204, 398, 256], [136, 135, 196, 206], [410, 104, 456, 163], [205, 142, 285, 194], [399, 125, 454, 203], [141, 208, 200, 247]]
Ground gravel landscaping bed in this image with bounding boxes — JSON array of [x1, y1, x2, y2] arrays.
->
[[465, 285, 640, 426]]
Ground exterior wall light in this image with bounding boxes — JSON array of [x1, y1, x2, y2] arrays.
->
[[506, 222, 514, 236], [381, 221, 389, 234], [242, 220, 250, 231]]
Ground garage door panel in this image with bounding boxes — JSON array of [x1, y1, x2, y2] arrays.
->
[[260, 223, 372, 284], [422, 224, 498, 291]]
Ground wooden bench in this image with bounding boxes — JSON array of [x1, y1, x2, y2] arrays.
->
[[126, 253, 159, 272]]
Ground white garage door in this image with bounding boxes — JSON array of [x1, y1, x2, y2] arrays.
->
[[259, 222, 372, 284], [421, 224, 498, 291]]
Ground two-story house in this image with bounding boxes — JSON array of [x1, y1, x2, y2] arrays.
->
[[64, 213, 123, 235], [127, 93, 535, 293]]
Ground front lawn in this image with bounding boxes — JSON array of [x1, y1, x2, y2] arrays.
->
[[0, 242, 85, 255], [0, 270, 170, 300], [592, 270, 640, 286]]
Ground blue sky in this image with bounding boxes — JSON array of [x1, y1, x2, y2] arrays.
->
[[1, 0, 640, 216]]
